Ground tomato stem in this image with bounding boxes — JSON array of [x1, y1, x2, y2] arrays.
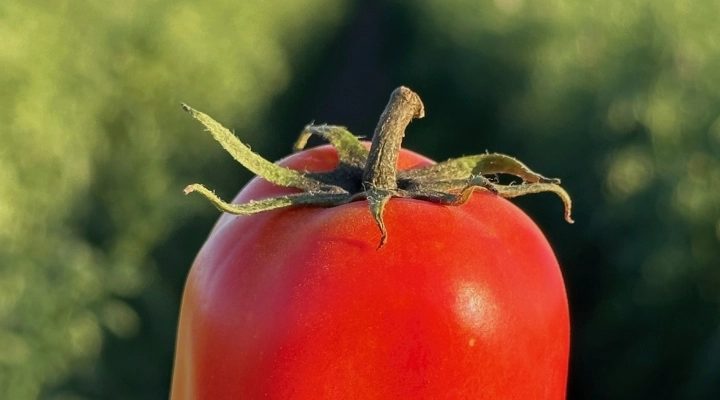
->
[[363, 87, 425, 191], [182, 87, 574, 248]]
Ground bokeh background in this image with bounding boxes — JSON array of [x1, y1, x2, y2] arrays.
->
[[2, 0, 719, 398]]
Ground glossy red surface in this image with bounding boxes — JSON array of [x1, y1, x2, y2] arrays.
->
[[171, 145, 569, 399]]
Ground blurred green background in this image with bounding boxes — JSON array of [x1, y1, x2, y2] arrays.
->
[[2, 0, 719, 398]]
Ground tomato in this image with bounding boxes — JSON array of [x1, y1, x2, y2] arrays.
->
[[171, 143, 569, 399], [172, 87, 571, 399]]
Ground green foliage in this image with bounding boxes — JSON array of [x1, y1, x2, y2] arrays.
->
[[0, 0, 347, 398]]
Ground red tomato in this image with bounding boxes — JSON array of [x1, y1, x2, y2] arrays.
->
[[170, 144, 569, 399]]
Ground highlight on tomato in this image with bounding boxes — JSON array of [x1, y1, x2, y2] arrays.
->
[[171, 87, 574, 399]]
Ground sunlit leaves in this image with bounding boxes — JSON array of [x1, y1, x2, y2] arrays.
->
[[0, 0, 348, 398]]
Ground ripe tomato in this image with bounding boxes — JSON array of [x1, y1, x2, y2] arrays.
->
[[170, 144, 569, 399]]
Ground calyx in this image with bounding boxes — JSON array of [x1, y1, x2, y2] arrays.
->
[[183, 87, 573, 247]]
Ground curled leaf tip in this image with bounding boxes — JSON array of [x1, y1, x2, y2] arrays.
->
[[183, 184, 198, 195], [377, 235, 388, 250]]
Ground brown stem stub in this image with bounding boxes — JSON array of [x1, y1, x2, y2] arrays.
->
[[362, 87, 425, 190]]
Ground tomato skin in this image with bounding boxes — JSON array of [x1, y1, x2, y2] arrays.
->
[[171, 145, 569, 399]]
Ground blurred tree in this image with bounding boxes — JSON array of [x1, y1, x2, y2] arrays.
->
[[2, 0, 719, 399], [0, 0, 349, 399]]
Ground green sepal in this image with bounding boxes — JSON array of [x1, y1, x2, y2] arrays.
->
[[184, 183, 350, 214], [293, 124, 369, 168], [451, 179, 575, 224], [182, 104, 329, 192], [365, 189, 393, 248], [183, 87, 574, 248], [402, 153, 560, 184]]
